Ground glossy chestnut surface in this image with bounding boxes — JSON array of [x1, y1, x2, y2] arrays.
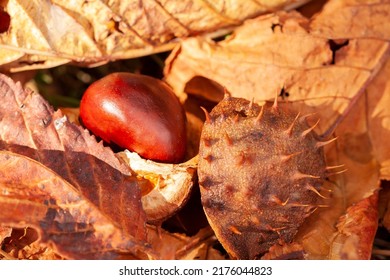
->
[[80, 72, 187, 163]]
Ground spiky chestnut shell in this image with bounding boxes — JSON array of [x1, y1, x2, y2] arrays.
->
[[198, 96, 327, 259]]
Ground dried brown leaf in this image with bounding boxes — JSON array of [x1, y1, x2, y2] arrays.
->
[[1, 227, 62, 260], [295, 66, 386, 259], [0, 151, 152, 259], [0, 73, 150, 257], [164, 10, 389, 135], [365, 58, 390, 179], [332, 192, 379, 260], [164, 0, 390, 259], [379, 182, 390, 233], [0, 0, 311, 72], [310, 0, 390, 40]]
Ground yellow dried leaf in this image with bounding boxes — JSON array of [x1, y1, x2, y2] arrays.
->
[[164, 10, 389, 136], [0, 0, 311, 72]]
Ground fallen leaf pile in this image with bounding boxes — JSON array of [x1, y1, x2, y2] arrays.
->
[[165, 0, 390, 259], [0, 0, 309, 72], [1, 0, 390, 259]]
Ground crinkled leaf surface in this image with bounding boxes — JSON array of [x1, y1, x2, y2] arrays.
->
[[0, 151, 152, 259], [0, 73, 149, 259], [164, 0, 390, 259], [0, 0, 310, 72]]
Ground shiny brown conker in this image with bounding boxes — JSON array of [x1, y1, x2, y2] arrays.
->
[[80, 72, 187, 163]]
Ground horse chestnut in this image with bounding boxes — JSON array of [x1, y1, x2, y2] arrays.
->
[[80, 72, 187, 163]]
